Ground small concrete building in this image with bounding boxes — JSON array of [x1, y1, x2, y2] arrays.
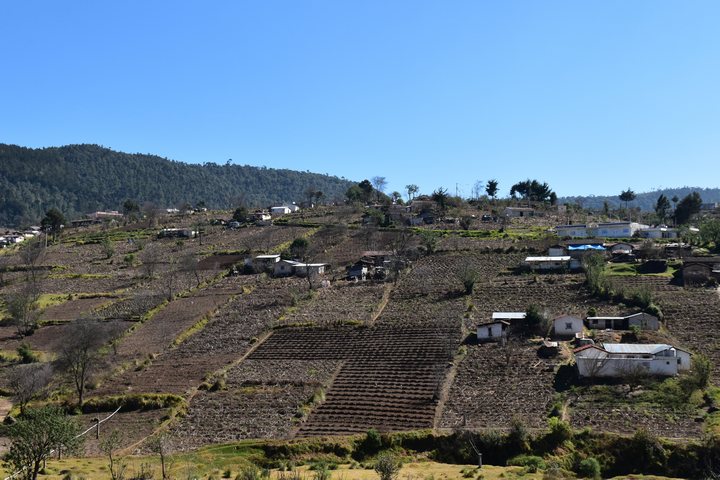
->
[[585, 312, 660, 331], [250, 254, 281, 272], [575, 343, 691, 378], [524, 256, 572, 272], [274, 259, 301, 277], [504, 207, 535, 218], [270, 206, 292, 216], [553, 315, 584, 337], [477, 320, 509, 342]]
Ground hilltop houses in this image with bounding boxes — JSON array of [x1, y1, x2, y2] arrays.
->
[[586, 312, 660, 331]]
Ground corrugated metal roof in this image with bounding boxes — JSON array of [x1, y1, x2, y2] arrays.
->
[[602, 344, 672, 354], [587, 316, 625, 321], [492, 312, 526, 320], [525, 256, 571, 262]]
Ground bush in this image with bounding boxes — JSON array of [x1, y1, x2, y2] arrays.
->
[[374, 452, 402, 480], [576, 457, 601, 479], [507, 454, 546, 473], [507, 417, 530, 454], [16, 343, 39, 364], [357, 428, 383, 457], [545, 417, 573, 449]]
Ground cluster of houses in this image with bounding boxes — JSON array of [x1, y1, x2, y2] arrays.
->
[[476, 309, 692, 378], [347, 251, 395, 281], [0, 227, 42, 248]]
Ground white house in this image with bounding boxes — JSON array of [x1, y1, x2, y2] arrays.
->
[[555, 222, 648, 239], [638, 226, 678, 239], [270, 206, 292, 216], [574, 343, 691, 378], [524, 256, 572, 272], [294, 262, 327, 277], [477, 320, 509, 342], [287, 204, 301, 213], [553, 315, 583, 337], [273, 259, 301, 277]]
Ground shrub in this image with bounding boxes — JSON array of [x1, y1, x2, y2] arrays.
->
[[545, 417, 573, 449], [16, 343, 39, 364], [357, 428, 383, 456], [507, 454, 546, 473], [374, 452, 402, 480], [576, 457, 601, 479], [507, 417, 530, 454]]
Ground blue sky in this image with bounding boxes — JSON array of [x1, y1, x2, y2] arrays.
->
[[2, 1, 719, 198]]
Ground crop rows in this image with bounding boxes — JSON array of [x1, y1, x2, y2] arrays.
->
[[100, 275, 303, 396], [439, 341, 557, 430]]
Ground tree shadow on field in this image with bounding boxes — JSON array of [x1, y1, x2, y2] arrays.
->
[[553, 364, 579, 392]]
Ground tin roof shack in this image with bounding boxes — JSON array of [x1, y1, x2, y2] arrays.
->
[[347, 262, 369, 281], [477, 320, 509, 343], [553, 315, 583, 338], [682, 257, 720, 286], [574, 343, 691, 378]]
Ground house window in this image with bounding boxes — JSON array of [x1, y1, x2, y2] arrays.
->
[[565, 322, 573, 330], [677, 358, 682, 365], [488, 327, 492, 337]]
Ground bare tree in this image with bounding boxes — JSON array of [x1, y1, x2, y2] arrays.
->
[[7, 363, 52, 415], [148, 433, 173, 479], [180, 253, 201, 287], [100, 429, 127, 480], [19, 239, 44, 286], [371, 176, 387, 202], [139, 244, 161, 279], [59, 321, 106, 408], [6, 286, 40, 336]]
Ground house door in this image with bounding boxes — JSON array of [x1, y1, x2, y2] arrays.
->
[[605, 320, 612, 329]]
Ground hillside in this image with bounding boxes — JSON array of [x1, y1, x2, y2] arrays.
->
[[0, 144, 355, 227], [560, 186, 720, 212], [0, 208, 719, 478]]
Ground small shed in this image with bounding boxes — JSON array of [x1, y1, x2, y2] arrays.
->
[[294, 263, 328, 277], [548, 245, 566, 257], [553, 315, 583, 337], [274, 259, 301, 277], [626, 312, 660, 331], [270, 206, 292, 216], [477, 320, 509, 342], [504, 207, 535, 218], [252, 254, 281, 272]]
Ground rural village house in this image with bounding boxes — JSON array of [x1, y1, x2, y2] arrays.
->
[[574, 343, 692, 378], [477, 320, 509, 342], [553, 315, 584, 337], [586, 312, 660, 331]]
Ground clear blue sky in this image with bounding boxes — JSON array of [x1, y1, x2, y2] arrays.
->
[[2, 1, 719, 198]]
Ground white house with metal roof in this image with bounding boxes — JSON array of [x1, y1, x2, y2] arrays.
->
[[574, 343, 691, 378]]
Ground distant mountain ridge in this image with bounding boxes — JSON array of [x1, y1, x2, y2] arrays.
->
[[559, 187, 720, 212], [0, 144, 355, 227]]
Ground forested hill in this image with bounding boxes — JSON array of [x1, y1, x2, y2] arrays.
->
[[0, 144, 355, 227], [560, 187, 720, 212]]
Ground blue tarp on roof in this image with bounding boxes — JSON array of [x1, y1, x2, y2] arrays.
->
[[567, 244, 606, 251]]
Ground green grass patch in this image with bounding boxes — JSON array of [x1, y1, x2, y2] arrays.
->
[[81, 393, 186, 413]]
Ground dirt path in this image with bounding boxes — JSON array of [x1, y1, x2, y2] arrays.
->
[[367, 283, 394, 325], [433, 349, 464, 430]]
